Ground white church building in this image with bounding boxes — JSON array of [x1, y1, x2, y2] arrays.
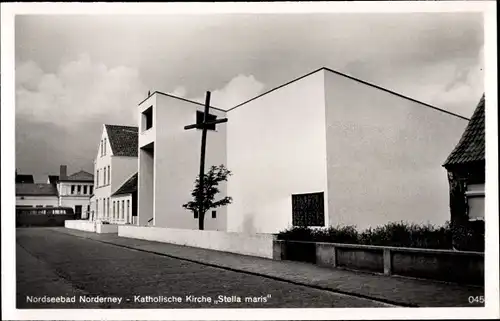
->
[[137, 67, 469, 234]]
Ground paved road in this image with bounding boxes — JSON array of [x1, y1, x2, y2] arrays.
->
[[16, 228, 392, 309]]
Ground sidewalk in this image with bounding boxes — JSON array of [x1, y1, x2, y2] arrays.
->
[[54, 227, 483, 307]]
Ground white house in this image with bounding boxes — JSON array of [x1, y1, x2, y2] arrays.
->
[[111, 172, 138, 225], [57, 165, 94, 219], [16, 166, 94, 217], [93, 124, 138, 223], [16, 183, 59, 208], [137, 67, 469, 234]]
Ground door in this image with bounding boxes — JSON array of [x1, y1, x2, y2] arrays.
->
[[291, 192, 325, 227], [75, 205, 82, 220]]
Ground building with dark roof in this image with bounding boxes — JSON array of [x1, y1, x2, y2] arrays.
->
[[111, 173, 138, 224], [91, 124, 138, 223], [16, 173, 34, 184], [17, 165, 95, 219], [47, 175, 59, 185], [136, 67, 469, 232], [16, 183, 59, 207], [443, 94, 485, 249]]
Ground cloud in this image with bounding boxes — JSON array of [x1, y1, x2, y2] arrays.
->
[[429, 46, 484, 117], [169, 86, 187, 98], [186, 74, 265, 110], [16, 53, 146, 126], [15, 54, 147, 178]]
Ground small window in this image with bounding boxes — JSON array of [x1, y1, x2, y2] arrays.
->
[[196, 111, 217, 131], [104, 167, 107, 185], [77, 185, 81, 194], [83, 185, 88, 194], [212, 210, 216, 218], [194, 211, 198, 219], [104, 138, 107, 155], [89, 186, 94, 195], [142, 106, 153, 131], [71, 185, 75, 194], [107, 165, 110, 184]]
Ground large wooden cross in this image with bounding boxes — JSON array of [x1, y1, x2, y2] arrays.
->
[[184, 91, 228, 229]]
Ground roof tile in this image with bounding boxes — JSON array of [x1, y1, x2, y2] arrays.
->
[[444, 94, 485, 168], [62, 170, 94, 182], [16, 183, 59, 196], [105, 125, 138, 157], [112, 172, 138, 196]]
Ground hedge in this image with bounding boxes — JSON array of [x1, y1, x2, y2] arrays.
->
[[277, 221, 484, 252]]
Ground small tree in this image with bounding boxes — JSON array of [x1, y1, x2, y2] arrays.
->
[[182, 164, 233, 230]]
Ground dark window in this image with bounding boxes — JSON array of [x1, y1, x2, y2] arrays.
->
[[212, 210, 216, 218], [83, 185, 88, 194], [89, 186, 93, 195], [194, 211, 199, 219], [196, 111, 217, 131], [142, 106, 153, 131], [77, 185, 81, 193], [292, 192, 325, 227], [71, 185, 75, 194]]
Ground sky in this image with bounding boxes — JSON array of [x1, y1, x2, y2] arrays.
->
[[14, 13, 484, 182]]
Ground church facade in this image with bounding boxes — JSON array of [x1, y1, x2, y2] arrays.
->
[[137, 67, 469, 233]]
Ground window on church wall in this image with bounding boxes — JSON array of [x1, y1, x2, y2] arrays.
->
[[104, 138, 107, 155], [113, 201, 116, 220], [97, 170, 99, 187], [104, 167, 107, 185], [291, 192, 325, 227], [108, 165, 110, 185], [212, 211, 216, 219], [196, 111, 217, 131], [107, 198, 110, 218], [89, 186, 93, 195], [96, 200, 99, 215], [83, 185, 88, 194], [142, 106, 153, 131], [71, 185, 75, 194], [122, 200, 125, 220]]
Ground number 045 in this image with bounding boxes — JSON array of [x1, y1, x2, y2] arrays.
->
[[468, 296, 485, 304]]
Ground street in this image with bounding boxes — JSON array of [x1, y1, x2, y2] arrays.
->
[[16, 228, 391, 309]]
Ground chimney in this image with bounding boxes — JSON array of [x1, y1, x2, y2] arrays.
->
[[60, 165, 67, 180]]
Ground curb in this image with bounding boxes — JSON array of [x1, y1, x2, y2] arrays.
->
[[55, 229, 414, 307]]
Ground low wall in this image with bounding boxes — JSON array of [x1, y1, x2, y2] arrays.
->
[[118, 226, 276, 259], [64, 220, 96, 232], [96, 223, 119, 234], [275, 240, 484, 285]]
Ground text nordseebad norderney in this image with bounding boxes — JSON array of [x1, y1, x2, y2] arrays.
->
[[26, 294, 272, 305]]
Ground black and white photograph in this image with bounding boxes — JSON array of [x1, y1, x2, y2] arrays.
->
[[1, 2, 498, 320]]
